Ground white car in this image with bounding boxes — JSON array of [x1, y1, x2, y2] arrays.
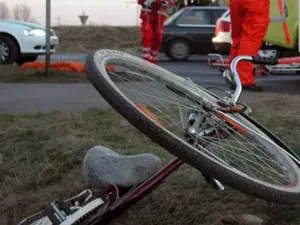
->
[[0, 20, 59, 65], [212, 9, 231, 54]]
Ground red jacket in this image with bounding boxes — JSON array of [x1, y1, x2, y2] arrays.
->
[[138, 0, 173, 23]]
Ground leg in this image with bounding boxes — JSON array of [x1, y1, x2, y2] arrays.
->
[[141, 19, 153, 62], [237, 0, 270, 86], [150, 19, 164, 64], [228, 0, 244, 64]]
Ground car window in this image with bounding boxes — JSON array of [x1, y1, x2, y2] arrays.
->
[[176, 9, 213, 26], [211, 9, 228, 23], [164, 8, 186, 26]]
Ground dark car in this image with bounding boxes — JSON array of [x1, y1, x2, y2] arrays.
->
[[160, 6, 228, 61]]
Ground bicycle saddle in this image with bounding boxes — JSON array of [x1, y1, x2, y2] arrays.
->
[[83, 146, 162, 189]]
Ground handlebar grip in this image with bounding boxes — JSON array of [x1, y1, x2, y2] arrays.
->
[[251, 56, 278, 65]]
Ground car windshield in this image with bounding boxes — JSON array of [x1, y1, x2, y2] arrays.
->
[[164, 8, 186, 26]]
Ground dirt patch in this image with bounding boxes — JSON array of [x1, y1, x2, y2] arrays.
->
[[53, 26, 141, 53], [1, 95, 300, 225], [0, 65, 88, 83]]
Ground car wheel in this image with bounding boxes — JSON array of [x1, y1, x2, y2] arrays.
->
[[16, 55, 38, 65], [167, 39, 191, 61], [0, 35, 19, 64]]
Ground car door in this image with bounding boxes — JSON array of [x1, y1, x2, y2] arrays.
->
[[174, 8, 216, 54]]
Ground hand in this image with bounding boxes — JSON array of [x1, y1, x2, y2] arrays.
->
[[144, 0, 155, 7], [161, 0, 169, 7]]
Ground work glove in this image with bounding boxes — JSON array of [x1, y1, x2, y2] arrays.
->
[[161, 0, 169, 7], [144, 0, 155, 7]]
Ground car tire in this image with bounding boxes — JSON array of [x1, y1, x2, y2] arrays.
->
[[16, 55, 38, 65], [0, 35, 19, 64], [166, 39, 191, 61]]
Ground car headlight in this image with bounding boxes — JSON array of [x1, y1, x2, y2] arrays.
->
[[24, 29, 46, 36]]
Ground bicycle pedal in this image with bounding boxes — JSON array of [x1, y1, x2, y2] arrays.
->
[[60, 198, 105, 225], [212, 178, 225, 190], [202, 173, 224, 190]]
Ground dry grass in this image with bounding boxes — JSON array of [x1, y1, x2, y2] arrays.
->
[[1, 94, 300, 225], [53, 26, 141, 53], [0, 65, 88, 83]]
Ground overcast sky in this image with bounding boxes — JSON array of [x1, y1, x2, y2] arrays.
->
[[7, 0, 141, 26]]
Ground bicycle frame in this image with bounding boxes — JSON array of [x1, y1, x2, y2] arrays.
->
[[91, 158, 184, 225]]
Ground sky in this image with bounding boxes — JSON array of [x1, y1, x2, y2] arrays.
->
[[6, 0, 141, 26]]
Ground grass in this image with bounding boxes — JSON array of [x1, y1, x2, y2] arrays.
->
[[53, 26, 141, 53], [0, 65, 88, 83], [1, 94, 300, 225]]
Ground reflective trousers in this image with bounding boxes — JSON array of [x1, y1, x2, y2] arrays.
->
[[141, 18, 164, 64]]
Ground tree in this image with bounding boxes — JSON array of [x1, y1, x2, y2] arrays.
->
[[12, 3, 35, 22], [0, 1, 10, 19]]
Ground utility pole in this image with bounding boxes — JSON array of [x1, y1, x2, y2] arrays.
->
[[45, 0, 51, 77], [55, 16, 62, 26], [125, 0, 139, 26]]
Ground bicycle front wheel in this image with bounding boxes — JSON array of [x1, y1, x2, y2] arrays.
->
[[85, 49, 300, 204]]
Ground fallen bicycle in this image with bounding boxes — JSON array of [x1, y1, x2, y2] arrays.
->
[[19, 50, 300, 225]]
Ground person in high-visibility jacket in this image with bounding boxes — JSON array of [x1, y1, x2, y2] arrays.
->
[[138, 0, 173, 64], [228, 0, 270, 91]]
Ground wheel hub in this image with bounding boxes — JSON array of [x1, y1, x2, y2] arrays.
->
[[172, 43, 188, 58], [0, 41, 9, 63]]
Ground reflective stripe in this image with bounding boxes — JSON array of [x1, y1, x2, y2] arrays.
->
[[151, 54, 158, 60], [151, 51, 159, 56], [142, 8, 151, 13], [142, 53, 151, 58], [142, 47, 151, 51], [158, 11, 167, 16], [277, 0, 291, 45]]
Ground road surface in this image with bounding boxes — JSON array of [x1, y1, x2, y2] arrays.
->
[[1, 53, 300, 114]]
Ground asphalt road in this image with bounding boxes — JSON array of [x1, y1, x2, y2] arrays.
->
[[1, 53, 300, 114]]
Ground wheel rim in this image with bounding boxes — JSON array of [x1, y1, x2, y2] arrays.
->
[[0, 41, 9, 63], [90, 51, 300, 191], [170, 42, 189, 59]]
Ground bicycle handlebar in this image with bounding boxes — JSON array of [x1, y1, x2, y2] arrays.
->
[[229, 55, 278, 104]]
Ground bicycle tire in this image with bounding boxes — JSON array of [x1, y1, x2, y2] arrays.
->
[[85, 49, 300, 204]]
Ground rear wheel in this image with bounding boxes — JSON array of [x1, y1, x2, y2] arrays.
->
[[85, 49, 300, 204], [166, 39, 191, 61]]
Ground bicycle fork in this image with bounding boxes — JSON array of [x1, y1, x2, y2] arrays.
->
[[185, 110, 225, 191]]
